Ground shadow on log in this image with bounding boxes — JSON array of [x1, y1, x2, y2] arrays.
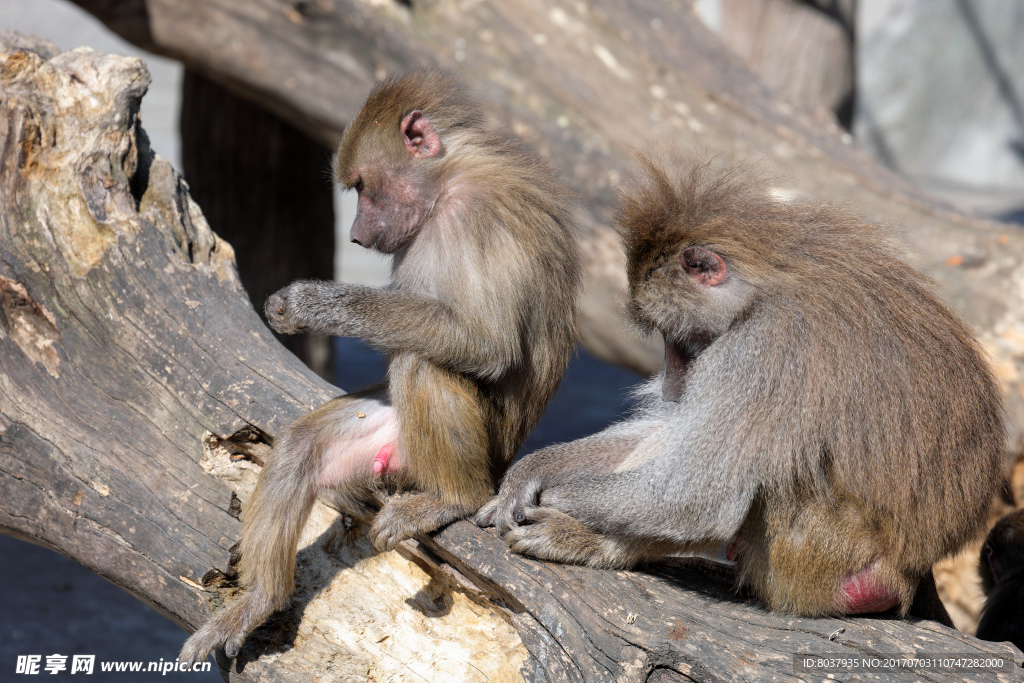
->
[[1, 32, 1022, 683]]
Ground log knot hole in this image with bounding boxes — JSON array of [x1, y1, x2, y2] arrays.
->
[[0, 274, 60, 378], [200, 426, 274, 504]]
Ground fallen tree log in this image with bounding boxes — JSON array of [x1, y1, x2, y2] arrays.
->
[[67, 1, 1024, 456], [1, 34, 1022, 683]]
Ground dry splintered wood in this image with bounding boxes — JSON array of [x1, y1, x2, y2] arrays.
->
[[0, 30, 1022, 683]]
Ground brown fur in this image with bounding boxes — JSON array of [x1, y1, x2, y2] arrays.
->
[[180, 71, 581, 664], [480, 156, 1004, 618]]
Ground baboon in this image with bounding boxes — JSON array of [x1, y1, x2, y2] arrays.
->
[[478, 157, 1003, 618], [181, 71, 580, 663]]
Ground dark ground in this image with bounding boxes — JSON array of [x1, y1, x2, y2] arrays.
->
[[0, 337, 641, 682]]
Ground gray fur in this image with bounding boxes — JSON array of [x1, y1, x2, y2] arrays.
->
[[479, 157, 1004, 617]]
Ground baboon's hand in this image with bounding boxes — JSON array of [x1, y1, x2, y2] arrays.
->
[[370, 493, 468, 551], [264, 282, 310, 335], [473, 476, 542, 537], [473, 497, 501, 528], [178, 591, 278, 666], [265, 281, 364, 336], [504, 506, 607, 565], [369, 501, 418, 551]]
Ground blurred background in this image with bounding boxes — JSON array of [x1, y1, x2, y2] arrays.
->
[[1, 0, 1022, 679]]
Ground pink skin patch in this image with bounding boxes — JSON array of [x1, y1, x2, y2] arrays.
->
[[681, 246, 727, 288], [318, 400, 405, 486], [723, 539, 897, 614], [837, 562, 900, 614], [373, 443, 394, 476]]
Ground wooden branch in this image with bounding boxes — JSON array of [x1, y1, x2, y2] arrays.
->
[[2, 33, 1022, 682]]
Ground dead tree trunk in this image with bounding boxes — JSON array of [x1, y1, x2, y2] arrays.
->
[[1, 33, 1021, 683]]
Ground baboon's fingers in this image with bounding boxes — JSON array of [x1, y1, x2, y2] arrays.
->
[[505, 508, 627, 568], [505, 511, 579, 562], [482, 480, 543, 536], [473, 497, 499, 528], [224, 635, 244, 659], [371, 492, 477, 550], [178, 592, 279, 664], [178, 622, 223, 667]]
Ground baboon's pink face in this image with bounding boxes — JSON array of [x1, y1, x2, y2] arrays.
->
[[348, 110, 444, 255]]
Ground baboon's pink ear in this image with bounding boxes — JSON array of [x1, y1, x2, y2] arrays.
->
[[681, 246, 727, 287], [401, 111, 443, 159]]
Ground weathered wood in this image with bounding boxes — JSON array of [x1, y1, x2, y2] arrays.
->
[[68, 0, 1024, 457], [2, 34, 1022, 682], [423, 524, 1022, 682], [0, 31, 329, 634]]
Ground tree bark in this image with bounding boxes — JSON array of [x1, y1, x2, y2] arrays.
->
[[1, 32, 1021, 683]]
